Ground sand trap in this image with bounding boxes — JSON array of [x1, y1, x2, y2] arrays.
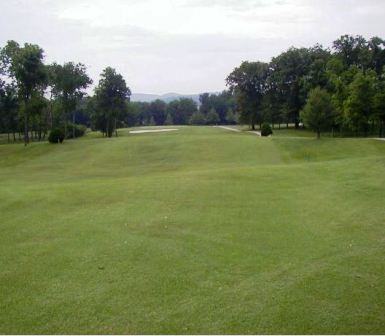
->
[[129, 128, 178, 134], [215, 126, 240, 132], [374, 138, 385, 141]]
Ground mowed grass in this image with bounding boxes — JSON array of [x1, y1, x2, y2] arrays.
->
[[0, 126, 384, 334]]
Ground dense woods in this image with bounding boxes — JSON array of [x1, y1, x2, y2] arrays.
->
[[1, 34, 385, 143], [227, 35, 385, 137]]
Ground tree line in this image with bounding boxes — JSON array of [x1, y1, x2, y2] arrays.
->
[[227, 34, 385, 137], [0, 41, 132, 145], [1, 34, 385, 144], [0, 40, 238, 144]]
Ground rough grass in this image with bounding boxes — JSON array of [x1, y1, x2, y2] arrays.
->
[[0, 126, 384, 334]]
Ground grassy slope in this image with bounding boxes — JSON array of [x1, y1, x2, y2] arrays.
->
[[0, 127, 384, 334]]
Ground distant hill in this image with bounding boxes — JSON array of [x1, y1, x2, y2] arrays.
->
[[130, 92, 220, 104]]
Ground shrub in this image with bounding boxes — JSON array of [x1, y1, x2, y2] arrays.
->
[[261, 123, 273, 136], [190, 111, 206, 125], [206, 109, 220, 125], [66, 123, 87, 139], [48, 128, 65, 143]]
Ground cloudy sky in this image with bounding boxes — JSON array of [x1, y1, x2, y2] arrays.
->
[[1, 0, 385, 94]]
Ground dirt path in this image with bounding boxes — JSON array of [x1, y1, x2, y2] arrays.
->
[[130, 128, 178, 134]]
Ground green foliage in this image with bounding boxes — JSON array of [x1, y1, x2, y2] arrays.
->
[[149, 116, 156, 126], [164, 113, 173, 125], [2, 41, 47, 145], [225, 109, 236, 124], [48, 128, 64, 143], [166, 98, 197, 125], [343, 70, 376, 135], [189, 111, 206, 125], [149, 99, 167, 125], [206, 108, 220, 125], [226, 61, 269, 129], [199, 91, 236, 123], [300, 87, 336, 138], [66, 123, 87, 139], [94, 67, 131, 137], [261, 122, 273, 136]]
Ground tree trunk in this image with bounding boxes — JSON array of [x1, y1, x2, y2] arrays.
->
[[24, 99, 29, 146], [107, 118, 112, 138], [72, 111, 75, 139], [317, 130, 320, 139], [13, 132, 16, 142], [7, 133, 10, 143], [286, 122, 289, 129], [115, 118, 118, 137]]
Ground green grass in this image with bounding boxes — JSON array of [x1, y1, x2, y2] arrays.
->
[[0, 126, 384, 334]]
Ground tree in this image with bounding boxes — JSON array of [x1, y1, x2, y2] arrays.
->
[[373, 73, 385, 137], [343, 70, 376, 136], [225, 109, 236, 124], [164, 113, 173, 125], [149, 99, 167, 125], [206, 108, 219, 125], [269, 48, 313, 128], [333, 35, 370, 69], [49, 62, 92, 138], [2, 41, 47, 145], [199, 91, 236, 124], [94, 67, 131, 137], [0, 82, 19, 142], [166, 98, 197, 125], [189, 111, 206, 125], [300, 87, 336, 138], [226, 61, 268, 129]]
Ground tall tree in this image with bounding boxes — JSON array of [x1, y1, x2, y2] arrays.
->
[[166, 98, 197, 125], [94, 67, 131, 137], [343, 70, 376, 136], [269, 48, 313, 128], [300, 87, 336, 138], [0, 82, 19, 142], [149, 99, 167, 125], [226, 61, 268, 130], [2, 41, 47, 145], [49, 62, 92, 138]]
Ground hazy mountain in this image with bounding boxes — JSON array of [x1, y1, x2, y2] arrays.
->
[[131, 92, 219, 104]]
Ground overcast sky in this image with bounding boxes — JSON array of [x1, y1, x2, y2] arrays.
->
[[1, 0, 385, 94]]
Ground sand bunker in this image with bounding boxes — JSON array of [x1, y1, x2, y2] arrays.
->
[[129, 128, 178, 134]]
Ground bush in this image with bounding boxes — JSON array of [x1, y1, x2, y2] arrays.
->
[[261, 123, 273, 136], [66, 123, 87, 139], [206, 109, 220, 125], [48, 128, 65, 143], [190, 111, 206, 125]]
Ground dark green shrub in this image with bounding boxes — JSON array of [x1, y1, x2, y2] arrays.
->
[[48, 128, 65, 143], [261, 123, 273, 136], [66, 123, 87, 139]]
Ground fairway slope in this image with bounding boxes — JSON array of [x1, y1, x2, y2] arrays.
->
[[0, 127, 384, 334]]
